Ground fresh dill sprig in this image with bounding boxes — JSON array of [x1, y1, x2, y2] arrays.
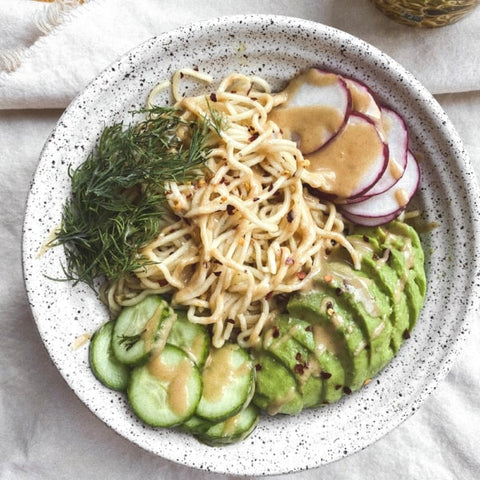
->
[[51, 106, 212, 288], [118, 330, 146, 351]]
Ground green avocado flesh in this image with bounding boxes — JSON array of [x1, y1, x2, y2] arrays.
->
[[252, 220, 426, 414]]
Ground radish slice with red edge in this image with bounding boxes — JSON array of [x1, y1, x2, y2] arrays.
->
[[339, 210, 401, 228], [340, 150, 420, 226], [346, 106, 409, 202], [269, 69, 350, 154], [345, 77, 383, 128], [303, 112, 388, 199]]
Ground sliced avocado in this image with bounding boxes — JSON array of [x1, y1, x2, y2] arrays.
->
[[387, 221, 426, 297], [288, 289, 369, 393], [274, 315, 345, 405], [261, 321, 323, 409], [313, 261, 394, 379], [347, 233, 407, 357], [349, 221, 426, 350], [388, 247, 423, 334], [252, 351, 303, 415]]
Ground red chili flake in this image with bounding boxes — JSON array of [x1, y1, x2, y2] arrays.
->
[[210, 92, 218, 102], [265, 291, 273, 301], [403, 329, 411, 340], [213, 271, 221, 277], [297, 271, 307, 280], [158, 279, 168, 287], [295, 352, 303, 361], [253, 197, 259, 202], [267, 184, 273, 192], [320, 371, 332, 379], [249, 132, 259, 142], [343, 386, 352, 395], [285, 256, 295, 266], [226, 204, 235, 215], [286, 210, 295, 223], [305, 325, 313, 332], [294, 364, 305, 375], [272, 326, 280, 338], [255, 364, 262, 371]]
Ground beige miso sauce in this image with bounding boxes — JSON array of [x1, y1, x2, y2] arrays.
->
[[202, 344, 250, 402], [305, 118, 384, 198], [270, 68, 385, 199], [148, 354, 193, 416], [346, 79, 382, 126], [269, 69, 345, 154]]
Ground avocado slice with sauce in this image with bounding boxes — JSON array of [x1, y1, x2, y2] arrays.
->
[[252, 351, 304, 415], [347, 233, 408, 356], [274, 315, 346, 405], [260, 320, 324, 408], [252, 221, 426, 415], [287, 288, 370, 393]]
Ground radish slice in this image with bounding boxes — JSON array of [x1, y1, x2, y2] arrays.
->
[[269, 69, 350, 154], [303, 113, 388, 199], [340, 210, 400, 227], [345, 78, 383, 128], [340, 150, 420, 226], [346, 106, 409, 202]]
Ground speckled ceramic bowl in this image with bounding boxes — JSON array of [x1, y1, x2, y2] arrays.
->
[[22, 15, 480, 476]]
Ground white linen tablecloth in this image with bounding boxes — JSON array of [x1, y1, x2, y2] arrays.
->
[[1, 1, 479, 479]]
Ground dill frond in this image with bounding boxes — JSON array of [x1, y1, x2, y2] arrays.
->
[[51, 106, 213, 288]]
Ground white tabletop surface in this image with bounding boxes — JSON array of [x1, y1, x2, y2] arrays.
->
[[1, 1, 479, 479]]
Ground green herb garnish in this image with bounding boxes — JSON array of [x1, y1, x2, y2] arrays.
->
[[118, 330, 146, 351], [51, 106, 213, 288]]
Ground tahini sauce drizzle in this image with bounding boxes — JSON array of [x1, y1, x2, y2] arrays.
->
[[270, 68, 385, 198], [269, 69, 345, 154], [148, 354, 194, 416], [202, 344, 250, 402]]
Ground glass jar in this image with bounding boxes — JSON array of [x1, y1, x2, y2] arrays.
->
[[372, 0, 479, 27]]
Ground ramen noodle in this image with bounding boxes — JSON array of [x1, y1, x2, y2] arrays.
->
[[103, 70, 359, 350]]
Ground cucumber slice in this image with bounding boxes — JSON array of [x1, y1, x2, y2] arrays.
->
[[128, 344, 202, 427], [167, 310, 209, 368], [112, 295, 175, 365], [195, 343, 255, 422], [180, 415, 213, 436], [89, 321, 130, 391], [195, 404, 260, 446]]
